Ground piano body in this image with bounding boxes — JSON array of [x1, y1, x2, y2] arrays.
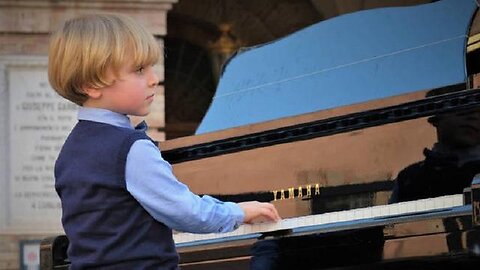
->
[[40, 0, 480, 269], [160, 0, 480, 269]]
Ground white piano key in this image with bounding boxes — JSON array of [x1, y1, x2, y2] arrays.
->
[[380, 205, 390, 216], [297, 217, 307, 227], [204, 233, 216, 241], [345, 210, 354, 221], [305, 216, 314, 226], [180, 233, 189, 243], [452, 194, 463, 206], [388, 204, 399, 216], [259, 223, 268, 232], [308, 216, 316, 226], [317, 213, 327, 224], [251, 223, 261, 233], [358, 208, 368, 219], [269, 221, 279, 231], [273, 221, 284, 231], [337, 211, 348, 222], [362, 207, 372, 219], [425, 199, 435, 210], [282, 217, 296, 229], [397, 202, 407, 214], [237, 224, 246, 235], [327, 212, 338, 224], [190, 234, 197, 241], [352, 209, 361, 220], [313, 214, 322, 224], [433, 196, 445, 208], [371, 205, 383, 218], [440, 195, 451, 208], [406, 200, 417, 213], [177, 233, 188, 243], [177, 233, 185, 243], [415, 200, 427, 212]]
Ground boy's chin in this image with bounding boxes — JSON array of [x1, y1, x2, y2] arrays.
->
[[129, 110, 150, 117]]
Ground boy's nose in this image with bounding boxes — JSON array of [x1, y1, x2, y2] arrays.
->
[[149, 69, 160, 87]]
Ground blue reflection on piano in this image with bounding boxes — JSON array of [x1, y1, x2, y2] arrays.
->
[[196, 0, 477, 134]]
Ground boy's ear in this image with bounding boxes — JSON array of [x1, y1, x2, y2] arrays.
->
[[83, 87, 103, 99]]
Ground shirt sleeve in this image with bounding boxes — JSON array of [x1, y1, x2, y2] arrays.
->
[[125, 139, 244, 233]]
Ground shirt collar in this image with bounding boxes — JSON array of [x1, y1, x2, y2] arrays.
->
[[77, 107, 133, 129]]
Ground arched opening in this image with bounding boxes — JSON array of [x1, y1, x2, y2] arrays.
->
[[164, 37, 217, 139]]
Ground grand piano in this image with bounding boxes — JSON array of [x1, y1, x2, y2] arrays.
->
[[40, 0, 480, 269]]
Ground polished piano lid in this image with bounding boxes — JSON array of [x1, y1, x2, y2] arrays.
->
[[196, 0, 477, 134]]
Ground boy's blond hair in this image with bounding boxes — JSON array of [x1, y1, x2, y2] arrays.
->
[[48, 13, 160, 106]]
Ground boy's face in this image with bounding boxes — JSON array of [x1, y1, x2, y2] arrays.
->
[[87, 60, 159, 116]]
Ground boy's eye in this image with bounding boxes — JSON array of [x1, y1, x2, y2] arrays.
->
[[136, 66, 145, 73]]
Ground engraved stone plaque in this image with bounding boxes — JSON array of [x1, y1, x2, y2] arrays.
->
[[1, 57, 77, 233]]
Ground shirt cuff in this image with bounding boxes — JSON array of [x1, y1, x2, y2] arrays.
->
[[225, 202, 244, 230]]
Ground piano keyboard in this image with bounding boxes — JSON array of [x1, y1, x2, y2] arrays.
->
[[174, 194, 465, 247]]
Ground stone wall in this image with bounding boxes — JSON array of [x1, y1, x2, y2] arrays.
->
[[0, 1, 176, 269]]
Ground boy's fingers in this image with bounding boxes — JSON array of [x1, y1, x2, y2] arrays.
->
[[262, 203, 281, 221], [271, 205, 281, 221], [239, 201, 281, 223]]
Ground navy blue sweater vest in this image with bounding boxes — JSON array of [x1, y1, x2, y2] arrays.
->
[[55, 120, 179, 269]]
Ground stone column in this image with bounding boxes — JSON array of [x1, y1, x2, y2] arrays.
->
[[0, 0, 176, 268]]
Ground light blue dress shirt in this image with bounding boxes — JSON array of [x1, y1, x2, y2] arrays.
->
[[77, 107, 244, 233]]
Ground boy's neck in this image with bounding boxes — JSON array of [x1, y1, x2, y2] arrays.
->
[[83, 98, 110, 111]]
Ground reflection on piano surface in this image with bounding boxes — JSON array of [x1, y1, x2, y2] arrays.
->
[[40, 0, 480, 269], [390, 105, 480, 203]]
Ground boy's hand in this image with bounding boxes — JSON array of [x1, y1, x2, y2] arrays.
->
[[238, 201, 281, 224]]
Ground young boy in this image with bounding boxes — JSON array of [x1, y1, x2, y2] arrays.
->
[[48, 13, 280, 269]]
